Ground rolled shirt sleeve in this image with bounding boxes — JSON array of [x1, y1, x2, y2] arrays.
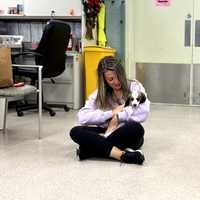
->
[[78, 90, 113, 126]]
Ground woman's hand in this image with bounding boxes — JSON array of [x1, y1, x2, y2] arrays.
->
[[112, 105, 124, 116], [105, 114, 119, 134]]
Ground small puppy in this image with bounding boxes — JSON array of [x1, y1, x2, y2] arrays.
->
[[104, 91, 146, 138], [125, 91, 146, 108]]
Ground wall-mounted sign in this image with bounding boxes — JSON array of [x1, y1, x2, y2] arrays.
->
[[155, 0, 171, 7]]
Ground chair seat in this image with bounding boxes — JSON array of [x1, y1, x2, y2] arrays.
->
[[0, 85, 36, 97]]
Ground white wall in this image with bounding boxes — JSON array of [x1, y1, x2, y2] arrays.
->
[[0, 0, 81, 16], [0, 0, 23, 14], [125, 0, 135, 79], [24, 0, 81, 16]]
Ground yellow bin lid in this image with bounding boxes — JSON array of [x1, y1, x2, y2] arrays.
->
[[84, 46, 116, 53]]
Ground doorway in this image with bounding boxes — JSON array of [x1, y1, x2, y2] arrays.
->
[[125, 0, 200, 104]]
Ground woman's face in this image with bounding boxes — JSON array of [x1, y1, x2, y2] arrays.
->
[[104, 70, 121, 91]]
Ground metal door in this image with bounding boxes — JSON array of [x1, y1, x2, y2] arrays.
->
[[193, 0, 200, 104], [126, 0, 200, 104]]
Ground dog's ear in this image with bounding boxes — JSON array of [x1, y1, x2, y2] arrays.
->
[[139, 92, 146, 104], [125, 96, 131, 107]]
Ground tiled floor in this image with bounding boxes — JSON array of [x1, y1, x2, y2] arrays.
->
[[0, 104, 200, 200]]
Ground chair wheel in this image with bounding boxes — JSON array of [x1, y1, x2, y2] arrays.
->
[[50, 111, 56, 117], [17, 111, 24, 117], [64, 105, 70, 112]]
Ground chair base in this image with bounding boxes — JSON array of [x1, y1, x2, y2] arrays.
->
[[16, 103, 70, 117], [0, 98, 8, 134]]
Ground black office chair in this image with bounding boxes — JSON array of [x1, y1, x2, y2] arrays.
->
[[12, 20, 71, 117]]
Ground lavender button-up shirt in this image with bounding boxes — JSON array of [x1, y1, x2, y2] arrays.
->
[[78, 80, 150, 128]]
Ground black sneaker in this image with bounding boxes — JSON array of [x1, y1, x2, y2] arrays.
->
[[120, 151, 145, 165], [136, 137, 144, 149], [76, 146, 92, 161]]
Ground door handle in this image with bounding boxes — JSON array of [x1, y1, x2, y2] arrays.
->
[[184, 20, 191, 47], [195, 20, 200, 47]]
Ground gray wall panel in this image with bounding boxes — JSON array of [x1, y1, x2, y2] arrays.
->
[[193, 64, 200, 104], [136, 63, 190, 104]]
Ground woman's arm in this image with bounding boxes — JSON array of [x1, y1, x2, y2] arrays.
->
[[118, 100, 150, 123], [78, 90, 113, 126]]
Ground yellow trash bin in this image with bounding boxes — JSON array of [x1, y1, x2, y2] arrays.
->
[[84, 46, 116, 100]]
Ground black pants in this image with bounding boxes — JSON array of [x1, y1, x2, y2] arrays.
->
[[70, 121, 144, 158]]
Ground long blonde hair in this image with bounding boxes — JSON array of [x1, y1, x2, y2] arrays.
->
[[95, 56, 130, 110]]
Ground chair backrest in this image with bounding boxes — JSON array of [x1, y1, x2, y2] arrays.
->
[[35, 20, 71, 78]]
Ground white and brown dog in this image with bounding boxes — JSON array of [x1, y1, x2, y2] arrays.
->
[[104, 91, 146, 138], [124, 91, 146, 108]]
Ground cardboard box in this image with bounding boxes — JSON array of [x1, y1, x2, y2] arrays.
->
[[0, 47, 14, 88]]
